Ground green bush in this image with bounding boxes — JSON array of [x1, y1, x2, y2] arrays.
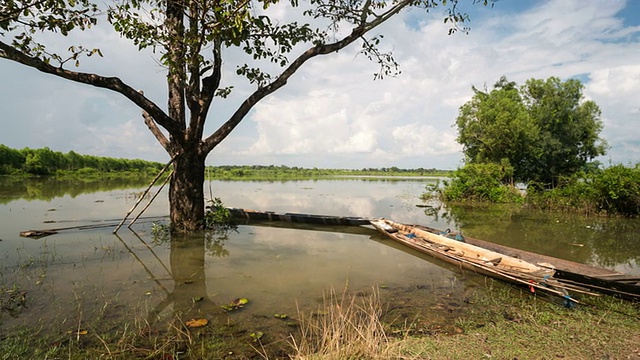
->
[[204, 198, 237, 230], [525, 175, 598, 213], [442, 163, 523, 203], [592, 164, 640, 216], [525, 164, 640, 216]]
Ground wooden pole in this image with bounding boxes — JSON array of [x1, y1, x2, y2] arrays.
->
[[127, 169, 172, 228], [113, 156, 175, 234]]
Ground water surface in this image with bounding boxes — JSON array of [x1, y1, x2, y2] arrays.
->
[[1, 177, 638, 340]]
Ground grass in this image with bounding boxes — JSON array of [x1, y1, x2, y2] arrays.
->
[[290, 287, 403, 360], [0, 307, 259, 359], [1, 278, 639, 359], [394, 284, 640, 360], [290, 282, 640, 360]]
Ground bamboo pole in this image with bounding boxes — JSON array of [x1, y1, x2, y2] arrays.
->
[[129, 229, 173, 277], [113, 233, 170, 294], [113, 156, 175, 234], [207, 166, 214, 203], [127, 169, 173, 228]]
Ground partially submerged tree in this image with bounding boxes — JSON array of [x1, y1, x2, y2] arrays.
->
[[1, 0, 488, 231], [455, 76, 608, 187]]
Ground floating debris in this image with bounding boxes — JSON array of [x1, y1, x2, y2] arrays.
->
[[19, 230, 58, 238], [185, 318, 208, 328], [222, 298, 249, 311], [250, 331, 264, 342]]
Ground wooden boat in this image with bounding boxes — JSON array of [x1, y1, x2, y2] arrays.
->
[[371, 219, 640, 302], [409, 223, 640, 301]]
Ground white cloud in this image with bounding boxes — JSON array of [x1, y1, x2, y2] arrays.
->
[[1, 0, 639, 168], [588, 65, 640, 97], [585, 65, 640, 162]]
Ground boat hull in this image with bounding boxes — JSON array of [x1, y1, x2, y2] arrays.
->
[[369, 219, 581, 301], [379, 221, 639, 302]]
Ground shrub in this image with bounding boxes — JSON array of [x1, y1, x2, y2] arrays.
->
[[526, 164, 640, 216], [526, 175, 598, 214], [442, 163, 523, 203], [204, 197, 237, 231], [592, 164, 640, 216]]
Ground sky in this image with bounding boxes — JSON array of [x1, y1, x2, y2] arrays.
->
[[1, 0, 639, 170]]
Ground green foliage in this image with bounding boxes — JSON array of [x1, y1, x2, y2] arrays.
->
[[525, 175, 598, 214], [150, 221, 171, 243], [204, 197, 237, 231], [204, 198, 237, 257], [455, 76, 608, 187], [441, 163, 523, 203], [0, 144, 25, 174], [592, 164, 640, 215], [0, 144, 164, 176], [1, 0, 100, 66], [456, 77, 537, 171], [522, 77, 608, 186], [525, 163, 640, 216]]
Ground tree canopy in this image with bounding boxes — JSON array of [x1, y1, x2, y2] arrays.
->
[[1, 0, 489, 231], [455, 76, 608, 187]]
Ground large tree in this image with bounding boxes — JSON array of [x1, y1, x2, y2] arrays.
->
[[455, 76, 608, 187], [521, 77, 608, 187], [1, 0, 486, 231]]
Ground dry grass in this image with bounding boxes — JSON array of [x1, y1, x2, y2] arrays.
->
[[289, 287, 409, 360]]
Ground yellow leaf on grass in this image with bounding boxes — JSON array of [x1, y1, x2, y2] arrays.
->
[[67, 330, 88, 335], [186, 318, 208, 328]]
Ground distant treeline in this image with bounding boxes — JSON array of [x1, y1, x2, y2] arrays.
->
[[0, 145, 164, 176], [1, 145, 451, 179], [206, 165, 451, 179]]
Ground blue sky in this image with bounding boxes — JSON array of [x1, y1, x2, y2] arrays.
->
[[1, 0, 639, 169]]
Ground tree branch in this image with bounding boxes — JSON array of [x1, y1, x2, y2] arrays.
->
[[201, 0, 413, 153], [185, 0, 205, 143], [0, 40, 182, 141], [165, 0, 187, 131], [141, 96, 171, 152]]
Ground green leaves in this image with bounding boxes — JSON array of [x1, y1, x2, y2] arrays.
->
[[443, 162, 523, 203], [521, 77, 607, 186], [360, 35, 400, 80], [455, 76, 608, 187], [107, 2, 162, 51], [1, 0, 100, 66]]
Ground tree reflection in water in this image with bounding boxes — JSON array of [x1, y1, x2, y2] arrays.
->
[[116, 228, 234, 329]]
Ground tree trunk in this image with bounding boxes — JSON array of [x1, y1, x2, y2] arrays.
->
[[170, 149, 206, 232]]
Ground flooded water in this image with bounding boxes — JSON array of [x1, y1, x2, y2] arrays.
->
[[1, 177, 639, 343]]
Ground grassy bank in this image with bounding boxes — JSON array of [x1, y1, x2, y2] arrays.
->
[[2, 281, 638, 359], [396, 284, 640, 359]]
